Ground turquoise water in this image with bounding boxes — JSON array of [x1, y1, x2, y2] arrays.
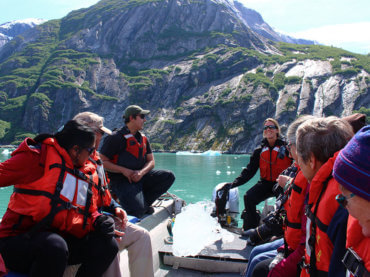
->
[[0, 151, 262, 224]]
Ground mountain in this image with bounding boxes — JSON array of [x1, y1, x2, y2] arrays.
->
[[0, 18, 45, 49], [233, 2, 316, 45], [0, 0, 368, 152]]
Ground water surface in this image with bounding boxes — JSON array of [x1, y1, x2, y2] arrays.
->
[[0, 151, 262, 225]]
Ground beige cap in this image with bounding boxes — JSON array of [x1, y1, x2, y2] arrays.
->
[[73, 112, 112, 135]]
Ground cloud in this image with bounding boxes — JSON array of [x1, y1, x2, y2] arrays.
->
[[288, 22, 370, 54]]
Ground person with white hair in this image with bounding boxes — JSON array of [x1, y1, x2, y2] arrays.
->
[[74, 112, 154, 277]]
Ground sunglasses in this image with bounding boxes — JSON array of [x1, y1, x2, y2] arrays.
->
[[264, 125, 277, 130], [84, 147, 96, 155], [137, 114, 145, 119], [335, 193, 355, 208], [286, 142, 295, 151]]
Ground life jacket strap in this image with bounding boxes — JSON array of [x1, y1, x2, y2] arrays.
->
[[292, 183, 303, 194], [307, 174, 332, 276], [342, 248, 370, 277], [286, 219, 301, 229]]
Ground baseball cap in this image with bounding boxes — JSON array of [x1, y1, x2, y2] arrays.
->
[[73, 112, 112, 135], [123, 105, 150, 119]]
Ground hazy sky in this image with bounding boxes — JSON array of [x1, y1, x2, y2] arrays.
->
[[0, 0, 369, 54]]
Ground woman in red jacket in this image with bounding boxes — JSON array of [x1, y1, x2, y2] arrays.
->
[[219, 118, 292, 231], [0, 120, 118, 277]]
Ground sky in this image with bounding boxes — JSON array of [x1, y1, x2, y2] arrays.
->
[[0, 0, 369, 55]]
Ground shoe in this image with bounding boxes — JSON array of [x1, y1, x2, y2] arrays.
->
[[146, 206, 155, 215]]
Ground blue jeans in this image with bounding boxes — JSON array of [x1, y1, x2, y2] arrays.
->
[[245, 238, 284, 277]]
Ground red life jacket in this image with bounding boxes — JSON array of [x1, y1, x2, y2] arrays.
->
[[301, 152, 342, 276], [284, 167, 308, 250], [111, 128, 148, 171], [259, 144, 292, 181], [343, 215, 370, 277], [88, 151, 112, 209], [8, 138, 99, 238]]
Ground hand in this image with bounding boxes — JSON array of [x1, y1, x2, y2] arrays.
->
[[276, 175, 291, 188], [121, 168, 135, 183], [218, 182, 232, 193], [131, 170, 144, 183], [114, 207, 128, 230], [269, 252, 285, 271]]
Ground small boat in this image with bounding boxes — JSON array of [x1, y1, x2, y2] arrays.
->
[[4, 192, 275, 277]]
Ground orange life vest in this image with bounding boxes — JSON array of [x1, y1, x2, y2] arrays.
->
[[8, 138, 99, 238], [111, 128, 148, 171], [284, 167, 308, 250], [259, 144, 292, 181], [301, 152, 342, 276], [88, 151, 112, 209], [343, 215, 370, 277]]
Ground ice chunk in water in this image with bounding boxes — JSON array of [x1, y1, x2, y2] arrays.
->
[[172, 201, 234, 257]]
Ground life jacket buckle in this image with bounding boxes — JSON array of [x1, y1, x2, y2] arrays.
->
[[342, 247, 368, 277], [64, 201, 72, 210], [298, 257, 310, 270]]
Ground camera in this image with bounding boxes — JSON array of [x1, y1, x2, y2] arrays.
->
[[277, 145, 286, 159], [245, 210, 285, 246]]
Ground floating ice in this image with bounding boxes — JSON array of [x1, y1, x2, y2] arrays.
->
[[216, 170, 221, 175], [176, 151, 195, 155], [226, 171, 231, 175], [1, 149, 10, 155], [176, 150, 221, 156], [201, 150, 221, 156], [172, 201, 234, 257]]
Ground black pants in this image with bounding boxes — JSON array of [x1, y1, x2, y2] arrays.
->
[[0, 231, 118, 277], [110, 169, 175, 218], [242, 179, 275, 230], [251, 257, 273, 277]]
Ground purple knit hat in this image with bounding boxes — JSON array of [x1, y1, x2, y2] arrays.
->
[[333, 125, 370, 201]]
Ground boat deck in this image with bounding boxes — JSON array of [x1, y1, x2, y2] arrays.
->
[[141, 197, 252, 276]]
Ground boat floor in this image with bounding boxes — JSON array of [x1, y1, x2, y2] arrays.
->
[[64, 196, 253, 277], [157, 232, 252, 276]]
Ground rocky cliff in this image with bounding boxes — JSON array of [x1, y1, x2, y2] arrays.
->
[[0, 0, 368, 152]]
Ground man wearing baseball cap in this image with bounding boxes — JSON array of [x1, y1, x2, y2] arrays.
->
[[333, 125, 370, 277], [100, 105, 175, 218]]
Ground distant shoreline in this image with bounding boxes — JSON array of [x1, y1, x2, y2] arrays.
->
[[0, 146, 250, 155], [0, 145, 16, 149]]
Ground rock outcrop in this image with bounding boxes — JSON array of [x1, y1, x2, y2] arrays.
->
[[0, 0, 368, 152]]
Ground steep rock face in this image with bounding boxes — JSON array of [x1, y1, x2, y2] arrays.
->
[[233, 1, 315, 45], [63, 0, 272, 69], [0, 0, 368, 151]]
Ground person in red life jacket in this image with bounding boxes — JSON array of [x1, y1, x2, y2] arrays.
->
[[0, 120, 119, 277], [295, 117, 353, 277], [333, 125, 370, 277], [100, 105, 175, 218], [218, 118, 292, 231], [74, 112, 154, 277], [248, 115, 314, 277]]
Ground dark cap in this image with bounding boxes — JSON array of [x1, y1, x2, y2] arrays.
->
[[123, 105, 150, 119]]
